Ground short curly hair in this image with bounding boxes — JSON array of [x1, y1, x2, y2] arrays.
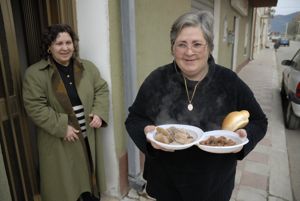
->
[[40, 24, 79, 60]]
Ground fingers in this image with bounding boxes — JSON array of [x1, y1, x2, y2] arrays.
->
[[64, 126, 80, 142], [232, 129, 247, 153], [144, 125, 156, 143], [89, 114, 102, 128], [150, 141, 174, 152], [144, 125, 156, 134], [64, 135, 78, 142], [235, 129, 247, 138]]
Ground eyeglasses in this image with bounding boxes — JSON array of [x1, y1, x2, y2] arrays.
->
[[174, 42, 207, 53]]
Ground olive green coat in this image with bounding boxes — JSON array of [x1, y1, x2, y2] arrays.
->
[[22, 58, 109, 201]]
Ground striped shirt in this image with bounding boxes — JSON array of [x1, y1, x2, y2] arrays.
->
[[73, 105, 87, 137]]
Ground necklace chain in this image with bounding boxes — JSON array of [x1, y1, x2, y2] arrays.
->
[[183, 75, 201, 111]]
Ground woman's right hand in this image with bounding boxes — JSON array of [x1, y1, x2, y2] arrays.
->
[[144, 125, 174, 152], [64, 125, 79, 142]]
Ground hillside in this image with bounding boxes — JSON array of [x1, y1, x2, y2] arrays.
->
[[270, 11, 300, 34]]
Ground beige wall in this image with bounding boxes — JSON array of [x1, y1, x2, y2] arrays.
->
[[108, 0, 126, 158], [135, 0, 191, 85], [217, 0, 234, 68], [217, 0, 252, 69], [235, 9, 253, 68]]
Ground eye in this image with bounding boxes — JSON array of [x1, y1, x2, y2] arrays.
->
[[193, 43, 203, 48], [54, 41, 63, 46], [177, 43, 187, 48]]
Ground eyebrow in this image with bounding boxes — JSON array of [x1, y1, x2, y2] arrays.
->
[[176, 40, 205, 44]]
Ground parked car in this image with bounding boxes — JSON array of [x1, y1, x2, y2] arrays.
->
[[279, 38, 290, 46], [281, 49, 300, 129], [271, 34, 281, 42]]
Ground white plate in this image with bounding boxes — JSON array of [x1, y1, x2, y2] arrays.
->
[[146, 124, 204, 150], [197, 130, 249, 154]]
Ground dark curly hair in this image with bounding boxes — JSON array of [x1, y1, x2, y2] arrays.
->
[[40, 24, 79, 60]]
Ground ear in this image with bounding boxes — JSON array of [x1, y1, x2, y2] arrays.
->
[[171, 46, 175, 56]]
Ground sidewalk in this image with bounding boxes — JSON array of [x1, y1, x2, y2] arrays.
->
[[231, 47, 293, 201], [103, 47, 293, 201]]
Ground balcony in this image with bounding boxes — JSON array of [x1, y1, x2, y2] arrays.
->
[[250, 0, 278, 7]]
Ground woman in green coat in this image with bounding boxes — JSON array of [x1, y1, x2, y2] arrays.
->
[[22, 24, 109, 201]]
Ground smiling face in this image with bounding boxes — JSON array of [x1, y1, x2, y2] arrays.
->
[[172, 26, 211, 81], [49, 32, 74, 66]]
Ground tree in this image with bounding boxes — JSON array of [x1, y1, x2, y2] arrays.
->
[[287, 13, 300, 38]]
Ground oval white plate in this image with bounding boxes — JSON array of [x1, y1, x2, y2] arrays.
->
[[146, 124, 204, 150], [197, 130, 249, 154]]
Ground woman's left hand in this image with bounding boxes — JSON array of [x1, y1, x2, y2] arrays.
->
[[232, 129, 247, 153], [235, 128, 247, 138], [89, 114, 102, 128]]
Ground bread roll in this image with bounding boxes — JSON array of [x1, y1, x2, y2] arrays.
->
[[222, 110, 250, 131]]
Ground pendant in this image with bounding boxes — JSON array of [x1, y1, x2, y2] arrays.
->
[[188, 103, 193, 111]]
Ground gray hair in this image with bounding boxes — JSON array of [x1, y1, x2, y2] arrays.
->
[[170, 10, 214, 52]]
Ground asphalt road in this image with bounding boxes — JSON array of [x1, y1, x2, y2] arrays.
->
[[275, 40, 300, 201]]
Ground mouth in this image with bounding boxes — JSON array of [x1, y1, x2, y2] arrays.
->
[[184, 58, 197, 63], [60, 52, 72, 57]]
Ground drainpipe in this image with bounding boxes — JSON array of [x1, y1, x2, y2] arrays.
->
[[250, 7, 257, 60], [120, 0, 145, 191]]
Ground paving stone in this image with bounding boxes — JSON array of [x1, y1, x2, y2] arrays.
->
[[246, 151, 269, 165], [244, 160, 269, 176], [236, 186, 267, 201], [240, 170, 268, 191]]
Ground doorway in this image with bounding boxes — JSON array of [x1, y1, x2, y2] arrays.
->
[[0, 0, 76, 200], [0, 0, 37, 199]]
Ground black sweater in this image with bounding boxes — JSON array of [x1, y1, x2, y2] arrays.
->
[[125, 56, 268, 200]]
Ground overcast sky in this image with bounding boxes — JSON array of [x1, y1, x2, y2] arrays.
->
[[274, 0, 300, 15]]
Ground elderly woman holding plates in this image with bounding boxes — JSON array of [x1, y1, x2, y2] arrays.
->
[[125, 11, 267, 201]]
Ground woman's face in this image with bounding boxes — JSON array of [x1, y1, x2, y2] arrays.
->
[[172, 26, 210, 80], [49, 32, 74, 66]]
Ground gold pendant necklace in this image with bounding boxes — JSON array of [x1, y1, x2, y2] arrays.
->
[[183, 75, 201, 111]]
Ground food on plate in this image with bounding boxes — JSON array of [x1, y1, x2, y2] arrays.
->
[[154, 133, 173, 144], [154, 126, 194, 144], [172, 127, 194, 144], [222, 110, 250, 131], [199, 136, 236, 146], [154, 127, 173, 144]]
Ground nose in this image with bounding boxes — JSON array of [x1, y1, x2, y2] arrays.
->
[[185, 46, 194, 55], [62, 43, 69, 50]]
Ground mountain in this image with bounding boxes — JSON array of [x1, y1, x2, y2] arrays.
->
[[270, 11, 300, 34]]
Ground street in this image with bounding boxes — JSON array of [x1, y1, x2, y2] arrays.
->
[[275, 40, 300, 201]]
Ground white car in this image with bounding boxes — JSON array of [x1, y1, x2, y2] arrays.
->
[[281, 49, 300, 129]]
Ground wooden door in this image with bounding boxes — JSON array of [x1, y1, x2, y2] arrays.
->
[[0, 0, 40, 200]]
